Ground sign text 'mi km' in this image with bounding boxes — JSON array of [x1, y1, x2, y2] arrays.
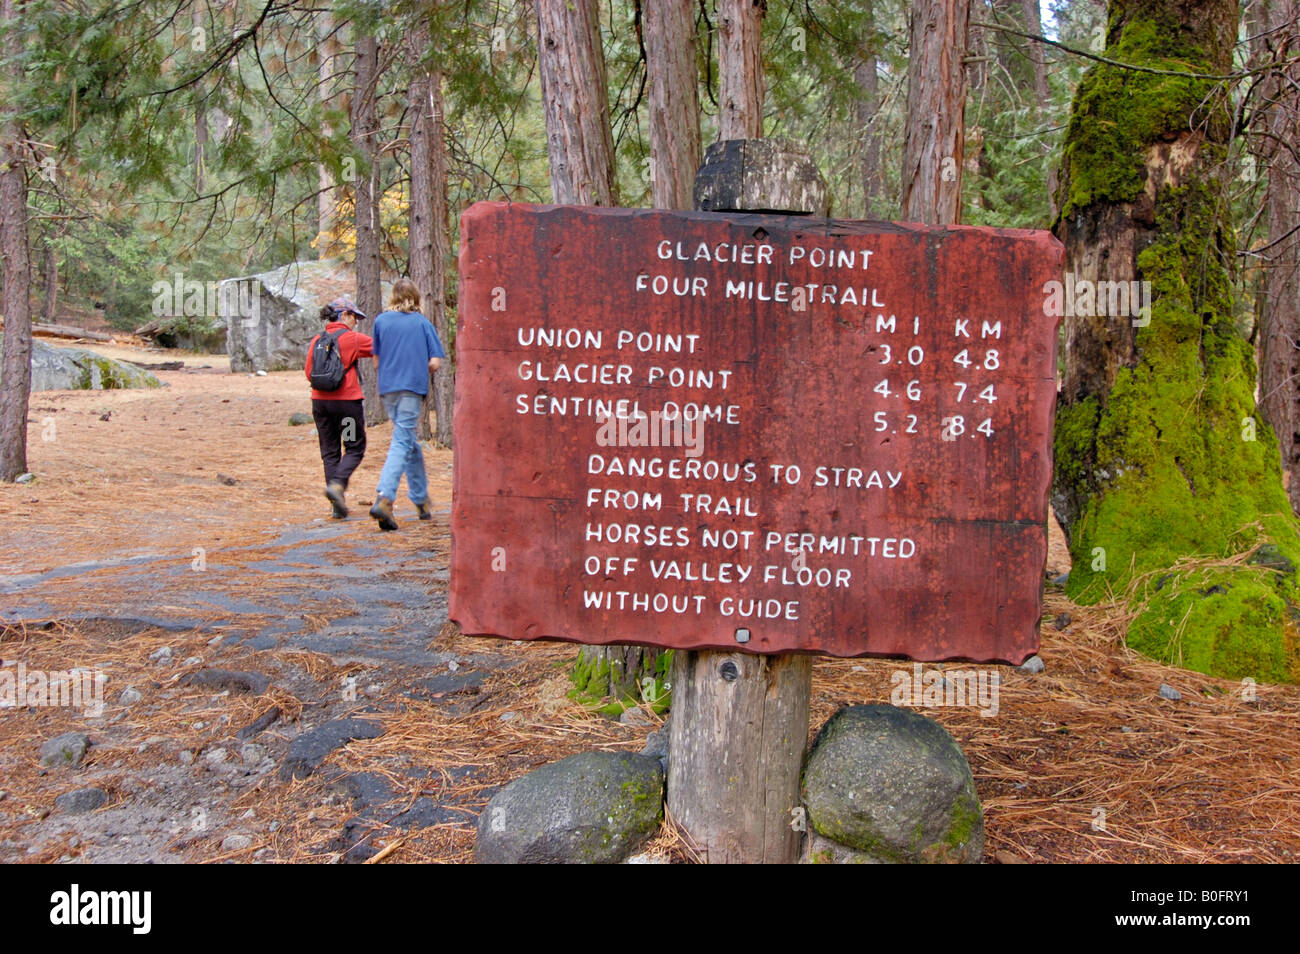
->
[[451, 202, 1062, 663]]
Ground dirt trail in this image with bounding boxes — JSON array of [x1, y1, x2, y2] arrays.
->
[[1, 342, 1298, 864], [0, 346, 568, 863], [2, 351, 456, 659]]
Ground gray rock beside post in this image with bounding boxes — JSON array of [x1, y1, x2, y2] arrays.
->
[[802, 704, 984, 863], [475, 751, 664, 863]]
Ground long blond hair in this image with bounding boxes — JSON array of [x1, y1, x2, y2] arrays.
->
[[389, 278, 421, 313]]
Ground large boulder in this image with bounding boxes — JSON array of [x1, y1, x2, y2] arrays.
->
[[14, 338, 163, 392], [220, 259, 389, 373], [803, 704, 984, 864], [475, 751, 664, 863]]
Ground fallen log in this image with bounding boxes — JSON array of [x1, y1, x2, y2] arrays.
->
[[32, 322, 115, 343]]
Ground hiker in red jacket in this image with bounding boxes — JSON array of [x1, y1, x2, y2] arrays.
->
[[304, 297, 374, 518]]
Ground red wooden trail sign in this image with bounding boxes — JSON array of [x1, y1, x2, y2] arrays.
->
[[450, 202, 1063, 663]]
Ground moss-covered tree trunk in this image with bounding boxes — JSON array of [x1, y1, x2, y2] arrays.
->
[[1052, 0, 1300, 683]]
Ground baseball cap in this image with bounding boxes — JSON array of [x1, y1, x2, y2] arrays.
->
[[330, 297, 368, 321]]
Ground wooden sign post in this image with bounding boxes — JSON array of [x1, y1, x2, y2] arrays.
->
[[666, 140, 821, 864], [450, 143, 1063, 863]]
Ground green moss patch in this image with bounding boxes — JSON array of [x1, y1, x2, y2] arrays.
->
[[1127, 560, 1300, 684], [74, 354, 162, 391], [1057, 15, 1223, 219], [569, 648, 672, 717]]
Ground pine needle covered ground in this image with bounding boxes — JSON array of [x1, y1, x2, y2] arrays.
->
[[0, 342, 1296, 863]]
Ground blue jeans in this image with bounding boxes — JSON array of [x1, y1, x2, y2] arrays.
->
[[376, 390, 428, 506]]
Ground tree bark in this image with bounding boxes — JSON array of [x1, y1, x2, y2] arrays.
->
[[409, 31, 434, 444], [1252, 0, 1300, 514], [854, 0, 883, 217], [1018, 0, 1058, 217], [408, 16, 453, 447], [194, 98, 208, 194], [989, 0, 1035, 91], [900, 0, 970, 224], [41, 241, 57, 324], [0, 0, 31, 482], [317, 9, 344, 259], [717, 0, 765, 140], [535, 0, 615, 206], [966, 0, 988, 97], [351, 27, 384, 425], [536, 0, 652, 704], [644, 0, 700, 210], [1021, 0, 1050, 107], [428, 68, 453, 447]]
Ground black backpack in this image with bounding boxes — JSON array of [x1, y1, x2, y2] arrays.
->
[[308, 329, 357, 391]]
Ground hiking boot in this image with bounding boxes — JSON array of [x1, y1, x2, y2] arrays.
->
[[369, 496, 398, 531], [416, 501, 433, 521], [325, 482, 348, 519]]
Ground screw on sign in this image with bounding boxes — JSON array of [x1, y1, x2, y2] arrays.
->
[[450, 202, 1063, 665]]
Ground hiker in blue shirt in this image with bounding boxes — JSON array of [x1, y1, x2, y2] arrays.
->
[[368, 278, 446, 530]]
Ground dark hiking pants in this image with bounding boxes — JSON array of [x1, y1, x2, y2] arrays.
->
[[312, 398, 367, 488]]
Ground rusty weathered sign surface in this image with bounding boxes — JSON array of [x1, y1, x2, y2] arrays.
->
[[451, 202, 1062, 662]]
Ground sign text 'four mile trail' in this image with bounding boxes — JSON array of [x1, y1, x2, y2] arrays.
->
[[451, 203, 1063, 663]]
